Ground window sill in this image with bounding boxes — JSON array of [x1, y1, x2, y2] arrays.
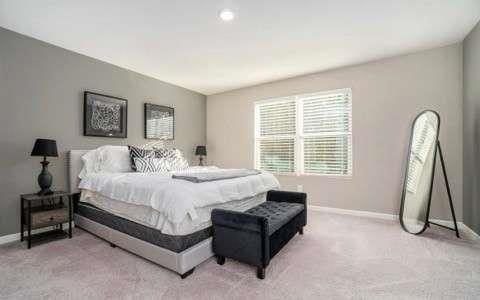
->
[[270, 172, 353, 179]]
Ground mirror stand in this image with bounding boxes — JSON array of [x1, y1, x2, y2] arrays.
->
[[425, 141, 460, 238]]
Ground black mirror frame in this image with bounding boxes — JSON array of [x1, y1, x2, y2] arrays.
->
[[399, 109, 441, 235]]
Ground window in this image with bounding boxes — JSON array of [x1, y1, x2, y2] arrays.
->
[[254, 88, 352, 176]]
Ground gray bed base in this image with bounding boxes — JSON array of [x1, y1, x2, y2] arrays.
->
[[67, 150, 214, 278], [74, 214, 213, 277]]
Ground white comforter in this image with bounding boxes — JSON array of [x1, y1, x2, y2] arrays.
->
[[79, 167, 280, 224]]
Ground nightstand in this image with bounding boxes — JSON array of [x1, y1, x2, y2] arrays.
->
[[20, 191, 73, 249]]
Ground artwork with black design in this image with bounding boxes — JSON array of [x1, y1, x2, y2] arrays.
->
[[144, 103, 174, 140], [84, 92, 127, 138]]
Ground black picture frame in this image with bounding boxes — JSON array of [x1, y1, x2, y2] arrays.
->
[[83, 91, 128, 138], [144, 103, 174, 140]]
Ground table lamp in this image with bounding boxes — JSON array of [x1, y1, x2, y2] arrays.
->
[[195, 145, 207, 166], [31, 139, 58, 195]]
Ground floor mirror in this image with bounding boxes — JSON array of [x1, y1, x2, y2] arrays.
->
[[399, 110, 459, 237]]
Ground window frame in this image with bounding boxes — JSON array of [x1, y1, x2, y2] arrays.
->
[[254, 88, 353, 177]]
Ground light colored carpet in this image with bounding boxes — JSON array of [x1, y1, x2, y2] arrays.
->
[[1, 211, 479, 300]]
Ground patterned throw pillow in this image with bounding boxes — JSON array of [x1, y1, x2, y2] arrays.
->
[[133, 157, 170, 173], [154, 148, 189, 171], [128, 145, 155, 171], [172, 149, 189, 170]]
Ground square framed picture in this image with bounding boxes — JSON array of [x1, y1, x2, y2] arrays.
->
[[144, 103, 174, 140], [84, 91, 128, 138]]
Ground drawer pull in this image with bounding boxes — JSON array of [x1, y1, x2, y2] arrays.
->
[[50, 217, 54, 221]]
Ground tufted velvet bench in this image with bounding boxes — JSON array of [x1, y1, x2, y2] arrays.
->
[[211, 190, 307, 279]]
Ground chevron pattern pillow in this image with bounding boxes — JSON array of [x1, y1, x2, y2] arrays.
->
[[128, 145, 155, 171], [154, 148, 189, 171], [133, 157, 170, 173]]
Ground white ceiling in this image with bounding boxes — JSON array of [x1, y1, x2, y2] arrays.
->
[[1, 1, 479, 95]]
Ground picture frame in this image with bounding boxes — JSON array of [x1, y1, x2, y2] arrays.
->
[[144, 103, 174, 140], [84, 91, 128, 138]]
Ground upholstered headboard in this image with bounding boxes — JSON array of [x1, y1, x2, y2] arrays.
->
[[67, 150, 89, 194]]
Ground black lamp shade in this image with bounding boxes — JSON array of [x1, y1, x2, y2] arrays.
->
[[195, 145, 207, 156], [31, 139, 58, 157]]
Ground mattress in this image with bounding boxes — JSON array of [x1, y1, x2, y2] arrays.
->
[[79, 170, 279, 225], [81, 190, 267, 235], [76, 202, 211, 253]]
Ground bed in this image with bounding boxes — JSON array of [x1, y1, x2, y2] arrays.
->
[[67, 149, 279, 278]]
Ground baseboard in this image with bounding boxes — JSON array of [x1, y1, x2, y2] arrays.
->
[[429, 218, 480, 240], [308, 205, 479, 240], [308, 205, 398, 221], [459, 223, 480, 240], [0, 222, 74, 246]]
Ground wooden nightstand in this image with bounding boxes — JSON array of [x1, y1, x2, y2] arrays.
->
[[20, 191, 73, 249]]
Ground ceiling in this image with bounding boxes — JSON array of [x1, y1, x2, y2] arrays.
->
[[1, 1, 479, 95]]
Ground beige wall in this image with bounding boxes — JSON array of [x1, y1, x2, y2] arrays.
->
[[207, 44, 463, 219]]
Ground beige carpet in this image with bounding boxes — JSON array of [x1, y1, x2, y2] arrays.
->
[[1, 211, 479, 299]]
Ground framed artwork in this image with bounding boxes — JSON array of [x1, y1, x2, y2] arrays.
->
[[83, 91, 128, 138], [144, 103, 174, 140]]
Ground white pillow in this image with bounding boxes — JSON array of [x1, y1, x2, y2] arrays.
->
[[78, 146, 131, 179], [172, 149, 189, 171], [97, 146, 132, 173], [78, 148, 102, 179], [134, 157, 171, 173]]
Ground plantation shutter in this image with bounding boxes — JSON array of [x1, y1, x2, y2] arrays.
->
[[256, 100, 296, 173], [301, 90, 352, 175]]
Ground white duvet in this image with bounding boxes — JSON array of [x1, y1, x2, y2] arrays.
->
[[79, 167, 280, 225]]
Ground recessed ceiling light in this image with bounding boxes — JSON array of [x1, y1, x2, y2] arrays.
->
[[219, 9, 235, 22]]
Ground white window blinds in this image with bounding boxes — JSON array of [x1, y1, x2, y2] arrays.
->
[[301, 91, 352, 175], [255, 99, 296, 173], [255, 89, 352, 176]]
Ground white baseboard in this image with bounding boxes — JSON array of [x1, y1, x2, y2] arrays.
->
[[308, 205, 398, 221], [0, 222, 74, 246], [429, 218, 480, 241], [459, 223, 480, 240], [308, 205, 479, 240]]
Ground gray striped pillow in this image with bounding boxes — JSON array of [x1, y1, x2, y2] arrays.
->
[[154, 148, 189, 171], [133, 157, 170, 173]]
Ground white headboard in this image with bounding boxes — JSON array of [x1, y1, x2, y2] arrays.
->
[[67, 150, 89, 194]]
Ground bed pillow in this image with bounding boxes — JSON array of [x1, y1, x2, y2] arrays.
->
[[134, 157, 171, 173], [97, 146, 132, 173], [171, 149, 189, 170], [78, 148, 102, 179], [154, 148, 189, 171], [128, 145, 155, 171], [79, 146, 132, 179]]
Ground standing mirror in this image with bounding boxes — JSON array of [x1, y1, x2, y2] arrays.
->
[[400, 110, 440, 234]]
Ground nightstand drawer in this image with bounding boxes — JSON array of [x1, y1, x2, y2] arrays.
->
[[30, 208, 69, 229]]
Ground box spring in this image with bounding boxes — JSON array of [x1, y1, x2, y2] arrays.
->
[[76, 202, 212, 253]]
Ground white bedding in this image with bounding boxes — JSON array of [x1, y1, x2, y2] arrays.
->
[[78, 167, 280, 231], [80, 190, 267, 235]]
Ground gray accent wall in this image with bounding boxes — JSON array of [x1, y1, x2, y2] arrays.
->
[[0, 27, 206, 237], [463, 21, 480, 235], [207, 44, 463, 220]]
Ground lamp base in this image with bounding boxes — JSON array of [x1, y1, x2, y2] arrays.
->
[[37, 159, 53, 196], [198, 156, 204, 166]]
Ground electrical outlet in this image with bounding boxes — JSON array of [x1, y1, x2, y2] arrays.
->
[[297, 185, 303, 192]]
